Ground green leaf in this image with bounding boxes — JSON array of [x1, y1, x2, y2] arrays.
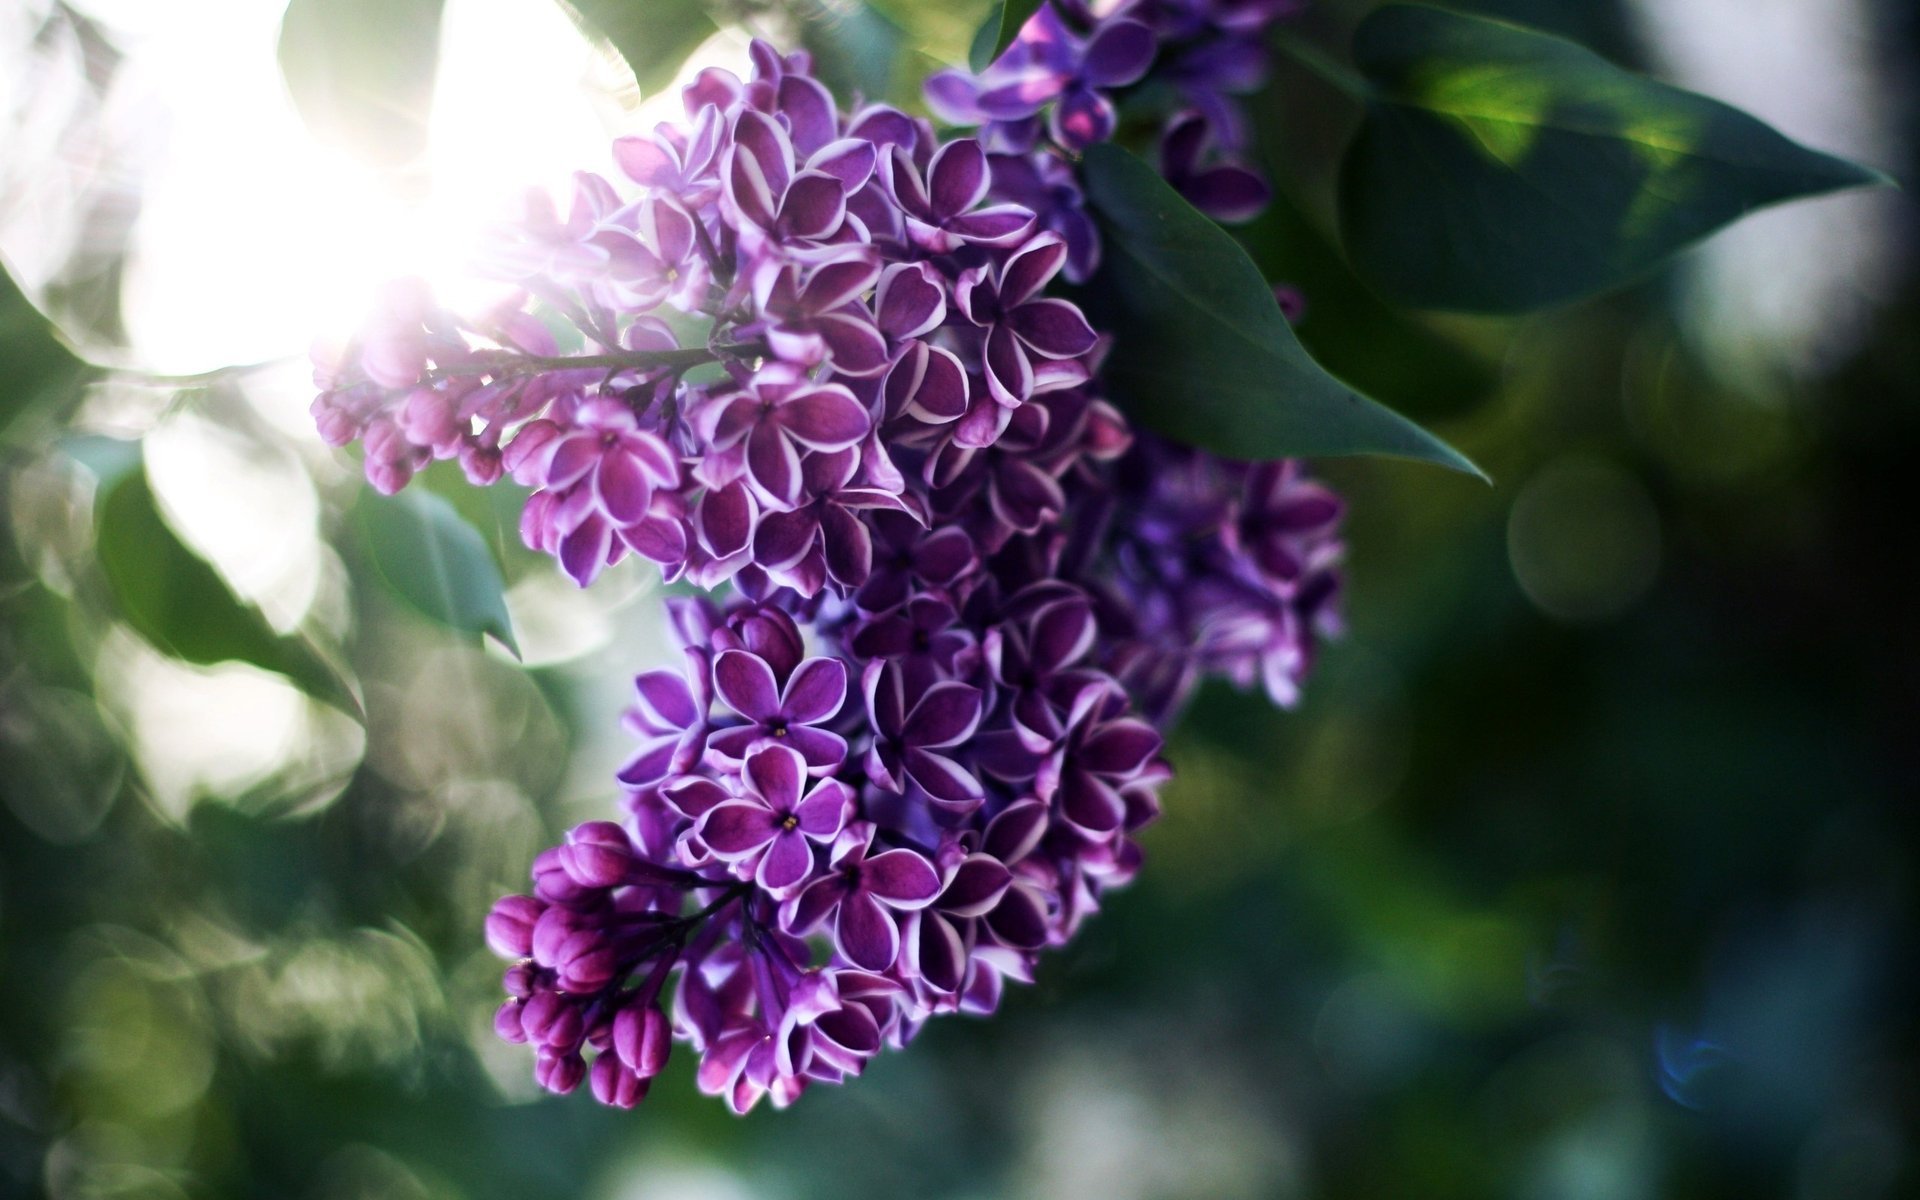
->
[[96, 465, 361, 716], [1079, 143, 1483, 477], [972, 0, 1042, 73], [795, 0, 908, 103], [354, 488, 519, 657], [559, 0, 717, 99], [0, 265, 94, 438], [278, 0, 445, 168], [1338, 4, 1893, 313]]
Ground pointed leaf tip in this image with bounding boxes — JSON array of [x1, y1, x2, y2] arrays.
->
[[1079, 142, 1482, 478], [1340, 4, 1896, 313]]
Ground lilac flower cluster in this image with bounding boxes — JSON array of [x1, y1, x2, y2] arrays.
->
[[314, 2, 1342, 1113]]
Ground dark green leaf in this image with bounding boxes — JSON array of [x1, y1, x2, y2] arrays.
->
[[973, 0, 1043, 73], [354, 488, 519, 657], [0, 266, 94, 438], [278, 0, 445, 168], [559, 0, 717, 99], [1080, 143, 1483, 477], [96, 465, 361, 716], [1339, 4, 1892, 312]]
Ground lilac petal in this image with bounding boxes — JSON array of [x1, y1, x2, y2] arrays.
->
[[984, 798, 1049, 862], [618, 513, 686, 564], [779, 76, 838, 156], [880, 145, 932, 217], [617, 737, 675, 786], [780, 387, 872, 449], [1052, 87, 1115, 152], [945, 205, 1036, 246], [904, 747, 985, 810], [910, 911, 967, 993], [714, 649, 782, 722], [991, 459, 1065, 533], [926, 138, 990, 218], [859, 848, 941, 907], [975, 70, 1063, 120], [782, 657, 847, 724], [779, 171, 848, 241], [745, 742, 806, 811], [943, 855, 1013, 917], [922, 70, 987, 124], [701, 801, 779, 857], [874, 263, 946, 341], [757, 830, 815, 893], [613, 135, 676, 187], [1080, 720, 1162, 776], [820, 504, 873, 588], [1060, 770, 1126, 836], [725, 143, 781, 231], [1009, 297, 1097, 359], [545, 435, 599, 491], [987, 884, 1049, 949], [1083, 19, 1156, 88], [801, 254, 881, 312], [914, 524, 975, 583], [984, 325, 1035, 408], [663, 776, 731, 818], [793, 778, 853, 838], [753, 508, 818, 571], [999, 232, 1068, 307], [815, 999, 882, 1060], [836, 891, 901, 971], [805, 137, 877, 192], [902, 681, 982, 747], [1273, 486, 1344, 531], [697, 480, 755, 558], [558, 516, 612, 586], [730, 109, 793, 195], [746, 423, 804, 509], [889, 343, 970, 424], [1182, 163, 1271, 224], [812, 311, 891, 378], [705, 724, 766, 762], [785, 874, 847, 935], [633, 668, 696, 729], [1031, 598, 1096, 673], [596, 450, 655, 525], [782, 724, 848, 771]]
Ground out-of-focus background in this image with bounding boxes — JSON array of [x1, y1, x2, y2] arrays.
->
[[1, 0, 1914, 1196]]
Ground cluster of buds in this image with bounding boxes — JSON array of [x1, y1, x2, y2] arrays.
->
[[315, 0, 1342, 1112]]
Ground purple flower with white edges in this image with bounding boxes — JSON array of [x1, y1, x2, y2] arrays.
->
[[508, 396, 685, 586], [953, 233, 1097, 408], [903, 844, 1013, 993], [924, 7, 1157, 151], [782, 821, 942, 970], [751, 449, 918, 597], [751, 251, 889, 377], [854, 513, 977, 613], [697, 744, 853, 894], [880, 138, 1035, 253], [862, 659, 986, 816], [697, 366, 872, 510], [723, 107, 876, 250], [618, 650, 713, 787], [613, 103, 727, 205], [707, 647, 850, 770]]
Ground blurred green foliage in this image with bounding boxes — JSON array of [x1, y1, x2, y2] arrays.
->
[[1, 1, 1914, 1198]]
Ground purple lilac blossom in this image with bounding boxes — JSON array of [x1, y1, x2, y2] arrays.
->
[[316, 6, 1346, 1114]]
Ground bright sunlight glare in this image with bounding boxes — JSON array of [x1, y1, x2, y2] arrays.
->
[[109, 0, 614, 373]]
